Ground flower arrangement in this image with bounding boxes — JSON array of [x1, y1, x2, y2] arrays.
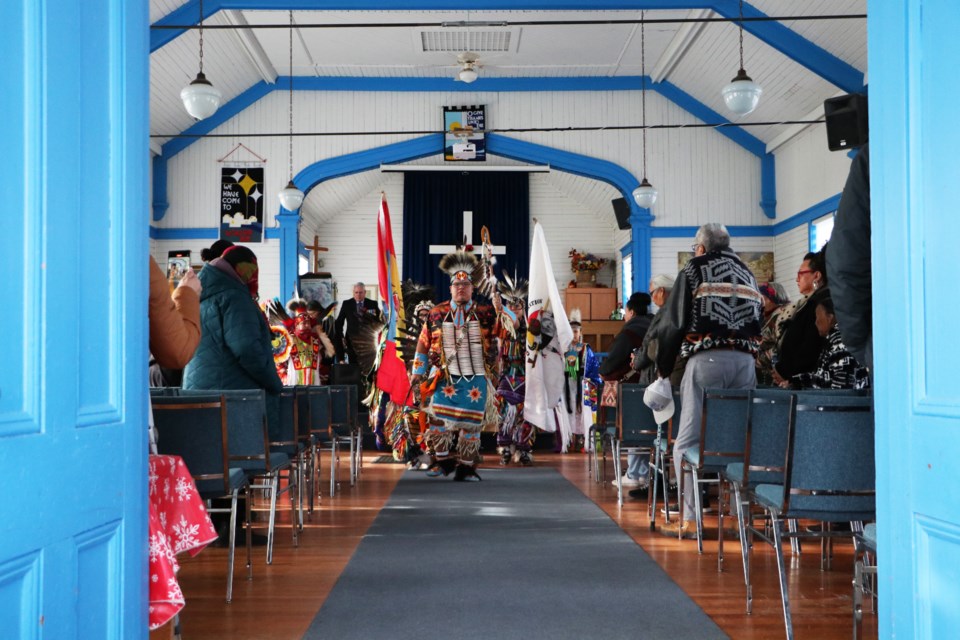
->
[[569, 248, 609, 273]]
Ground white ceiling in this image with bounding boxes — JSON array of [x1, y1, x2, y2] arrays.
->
[[149, 2, 867, 228]]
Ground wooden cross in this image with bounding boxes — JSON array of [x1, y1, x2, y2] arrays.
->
[[304, 235, 328, 272], [428, 211, 507, 256]]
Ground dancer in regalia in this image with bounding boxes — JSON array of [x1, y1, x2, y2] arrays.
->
[[410, 250, 514, 481], [494, 274, 536, 466], [559, 309, 601, 452], [267, 297, 334, 386]]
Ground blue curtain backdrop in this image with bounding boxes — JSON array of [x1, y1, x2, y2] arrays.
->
[[402, 171, 530, 301]]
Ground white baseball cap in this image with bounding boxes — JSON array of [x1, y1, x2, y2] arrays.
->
[[643, 377, 675, 425]]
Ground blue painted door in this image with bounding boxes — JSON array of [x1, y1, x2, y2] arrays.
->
[[871, 1, 960, 636], [0, 0, 149, 637]]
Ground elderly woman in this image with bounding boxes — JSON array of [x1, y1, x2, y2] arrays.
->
[[784, 296, 869, 390], [773, 249, 830, 383], [755, 282, 790, 386]]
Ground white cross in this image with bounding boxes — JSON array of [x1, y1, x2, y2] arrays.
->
[[428, 210, 507, 256]]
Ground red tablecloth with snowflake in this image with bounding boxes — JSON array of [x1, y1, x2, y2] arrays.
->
[[148, 454, 218, 630]]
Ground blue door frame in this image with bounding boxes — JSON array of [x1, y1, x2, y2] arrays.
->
[[0, 0, 149, 636]]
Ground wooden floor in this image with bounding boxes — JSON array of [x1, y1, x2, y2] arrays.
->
[[167, 451, 877, 640]]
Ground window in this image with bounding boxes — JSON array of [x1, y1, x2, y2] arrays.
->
[[810, 213, 836, 252], [621, 253, 632, 300]]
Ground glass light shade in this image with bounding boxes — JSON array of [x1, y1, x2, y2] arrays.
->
[[180, 72, 222, 120], [458, 67, 479, 83], [278, 180, 305, 211], [632, 178, 658, 209], [722, 69, 762, 116]]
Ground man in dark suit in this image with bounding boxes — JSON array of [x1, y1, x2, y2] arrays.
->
[[334, 282, 379, 363]]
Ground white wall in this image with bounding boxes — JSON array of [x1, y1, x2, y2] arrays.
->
[[648, 236, 775, 289], [310, 172, 620, 307], [774, 123, 852, 219], [773, 225, 811, 303]]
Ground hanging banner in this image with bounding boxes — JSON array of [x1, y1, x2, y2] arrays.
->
[[443, 105, 486, 161], [220, 166, 264, 243]]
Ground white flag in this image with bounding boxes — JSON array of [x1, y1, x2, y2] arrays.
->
[[523, 222, 573, 430]]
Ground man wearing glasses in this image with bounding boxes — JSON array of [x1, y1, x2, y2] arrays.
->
[[655, 223, 763, 538], [410, 250, 511, 482]]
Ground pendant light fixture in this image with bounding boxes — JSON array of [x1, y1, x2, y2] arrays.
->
[[278, 10, 305, 212], [180, 0, 222, 120], [632, 11, 658, 209], [721, 0, 762, 117]]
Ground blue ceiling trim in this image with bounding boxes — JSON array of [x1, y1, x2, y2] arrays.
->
[[149, 226, 281, 240], [711, 0, 864, 93], [152, 1, 864, 94], [295, 134, 442, 190], [162, 81, 273, 160], [289, 75, 654, 92], [653, 80, 765, 157]]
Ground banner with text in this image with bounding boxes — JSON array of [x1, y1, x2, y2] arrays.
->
[[220, 166, 264, 243]]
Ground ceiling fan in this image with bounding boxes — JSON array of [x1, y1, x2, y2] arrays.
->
[[455, 52, 483, 83]]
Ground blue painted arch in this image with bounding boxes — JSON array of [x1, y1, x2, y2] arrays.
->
[[279, 133, 654, 298]]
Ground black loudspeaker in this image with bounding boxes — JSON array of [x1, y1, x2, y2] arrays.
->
[[612, 197, 631, 230], [824, 93, 868, 151]]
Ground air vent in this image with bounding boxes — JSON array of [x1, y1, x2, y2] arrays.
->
[[420, 28, 517, 53]]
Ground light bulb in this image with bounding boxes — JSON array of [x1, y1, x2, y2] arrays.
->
[[632, 178, 658, 209], [180, 72, 222, 120], [722, 69, 762, 117], [278, 180, 305, 211]]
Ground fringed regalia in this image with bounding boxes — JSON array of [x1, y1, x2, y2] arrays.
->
[[559, 340, 601, 452], [414, 299, 500, 467]]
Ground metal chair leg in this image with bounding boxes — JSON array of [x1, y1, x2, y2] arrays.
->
[[612, 440, 623, 506], [226, 490, 238, 603], [732, 483, 752, 613], [691, 465, 704, 552], [649, 445, 661, 530], [266, 474, 278, 564], [770, 514, 795, 640]]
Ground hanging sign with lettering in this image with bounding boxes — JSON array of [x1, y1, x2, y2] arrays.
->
[[220, 166, 264, 243]]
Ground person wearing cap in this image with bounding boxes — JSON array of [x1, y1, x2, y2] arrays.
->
[[631, 273, 685, 387], [655, 223, 762, 538], [755, 282, 790, 386], [599, 291, 654, 490], [410, 250, 512, 481]]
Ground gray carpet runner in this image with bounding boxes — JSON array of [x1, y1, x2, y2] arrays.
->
[[303, 467, 728, 640]]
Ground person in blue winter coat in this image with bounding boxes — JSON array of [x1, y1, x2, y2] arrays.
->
[[183, 245, 283, 433]]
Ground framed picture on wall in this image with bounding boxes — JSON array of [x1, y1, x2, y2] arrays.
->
[[299, 273, 337, 308], [678, 251, 775, 283], [443, 105, 486, 161]]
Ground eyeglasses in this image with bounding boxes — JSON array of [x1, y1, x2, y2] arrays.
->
[[451, 281, 472, 288], [690, 243, 700, 252], [796, 269, 814, 277]]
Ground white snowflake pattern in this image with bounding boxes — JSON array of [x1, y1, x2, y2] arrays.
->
[[175, 476, 193, 502], [148, 532, 165, 563], [148, 467, 159, 496], [162, 477, 172, 499], [151, 573, 158, 583], [158, 510, 167, 530], [171, 514, 201, 553], [166, 577, 184, 602]]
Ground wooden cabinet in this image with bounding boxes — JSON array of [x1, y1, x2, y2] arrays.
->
[[564, 287, 617, 320], [564, 287, 621, 353]]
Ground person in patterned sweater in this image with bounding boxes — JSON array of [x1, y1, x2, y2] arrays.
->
[[410, 250, 514, 481], [655, 223, 763, 539], [785, 297, 869, 390]]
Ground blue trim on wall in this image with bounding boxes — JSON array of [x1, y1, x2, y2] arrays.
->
[[760, 154, 776, 219], [150, 1, 865, 95], [149, 226, 281, 240]]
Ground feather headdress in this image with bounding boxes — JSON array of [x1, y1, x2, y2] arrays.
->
[[438, 250, 478, 284], [497, 272, 529, 304], [401, 279, 435, 319], [568, 308, 583, 327]]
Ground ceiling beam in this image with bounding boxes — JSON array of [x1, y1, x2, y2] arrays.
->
[[150, 2, 865, 93], [222, 9, 278, 84], [650, 8, 712, 82]]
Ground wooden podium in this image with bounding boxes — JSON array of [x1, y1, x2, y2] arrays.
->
[[564, 287, 621, 353]]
